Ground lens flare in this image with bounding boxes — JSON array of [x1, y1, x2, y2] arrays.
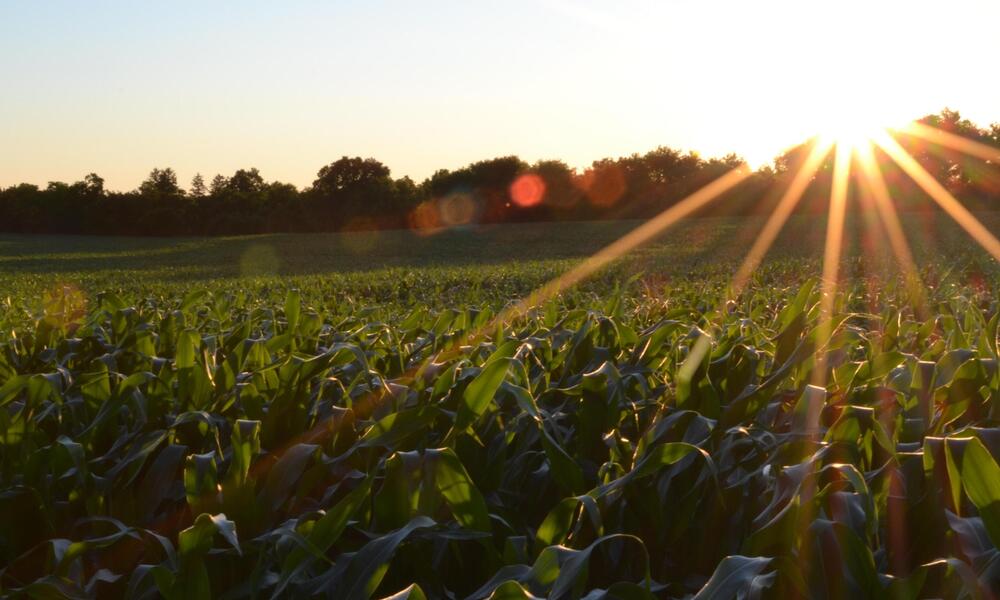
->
[[510, 173, 546, 207], [408, 201, 444, 236], [439, 193, 477, 226]]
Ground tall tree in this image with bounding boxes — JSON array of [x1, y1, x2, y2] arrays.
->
[[911, 109, 986, 192], [987, 123, 1000, 149], [312, 157, 391, 196], [311, 157, 398, 226], [139, 168, 182, 196], [83, 173, 105, 196], [190, 173, 207, 198], [209, 174, 228, 196], [532, 160, 581, 211], [226, 168, 266, 194]]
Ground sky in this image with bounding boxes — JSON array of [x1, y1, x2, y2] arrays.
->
[[3, 0, 1000, 191]]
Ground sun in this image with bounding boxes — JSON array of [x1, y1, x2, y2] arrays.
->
[[739, 50, 912, 166], [773, 0, 923, 156], [804, 67, 903, 153], [812, 109, 889, 152]]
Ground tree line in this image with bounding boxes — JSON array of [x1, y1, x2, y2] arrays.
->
[[2, 109, 998, 236]]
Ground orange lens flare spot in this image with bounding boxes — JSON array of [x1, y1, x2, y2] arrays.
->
[[509, 173, 546, 207], [408, 201, 443, 236]]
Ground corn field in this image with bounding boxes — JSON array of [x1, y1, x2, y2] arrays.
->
[[2, 265, 1000, 598]]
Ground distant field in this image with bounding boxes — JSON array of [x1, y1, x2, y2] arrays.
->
[[6, 212, 1000, 597], [0, 212, 995, 305], [0, 218, 740, 279]]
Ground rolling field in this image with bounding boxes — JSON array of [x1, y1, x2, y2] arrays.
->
[[0, 212, 990, 306], [3, 214, 1000, 598]]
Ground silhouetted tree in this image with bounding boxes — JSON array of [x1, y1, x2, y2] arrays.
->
[[988, 124, 1000, 148], [139, 168, 182, 196], [913, 109, 983, 191], [533, 160, 582, 215], [190, 173, 207, 198], [83, 173, 105, 196], [422, 156, 528, 223], [3, 107, 1000, 237], [209, 174, 228, 196], [311, 157, 402, 227], [226, 168, 266, 194], [313, 157, 391, 196], [0, 183, 43, 232], [134, 168, 185, 234]]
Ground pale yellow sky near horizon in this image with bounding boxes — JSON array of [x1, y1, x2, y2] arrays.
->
[[2, 0, 999, 191]]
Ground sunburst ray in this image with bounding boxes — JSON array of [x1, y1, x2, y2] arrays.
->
[[243, 165, 755, 473], [897, 121, 1000, 164], [730, 140, 835, 295], [679, 140, 833, 379], [874, 132, 1000, 261], [502, 165, 752, 323], [811, 142, 852, 388], [855, 141, 929, 319]]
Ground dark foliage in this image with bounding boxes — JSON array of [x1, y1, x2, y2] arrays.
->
[[2, 110, 998, 236]]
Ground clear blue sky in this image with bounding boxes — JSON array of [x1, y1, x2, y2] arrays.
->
[[3, 0, 999, 191]]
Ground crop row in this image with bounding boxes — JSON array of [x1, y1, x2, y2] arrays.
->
[[1, 275, 1000, 598]]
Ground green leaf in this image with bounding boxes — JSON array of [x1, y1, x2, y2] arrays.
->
[[329, 516, 436, 600], [257, 443, 318, 514], [692, 555, 772, 600], [487, 581, 540, 600], [275, 478, 375, 597], [958, 437, 1000, 547], [178, 513, 240, 557], [431, 448, 491, 532], [453, 353, 514, 435], [379, 584, 428, 600], [539, 427, 585, 495], [184, 452, 218, 513], [548, 534, 650, 599], [163, 513, 241, 600], [284, 289, 301, 332]]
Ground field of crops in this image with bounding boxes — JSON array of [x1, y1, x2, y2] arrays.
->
[[3, 216, 1000, 598]]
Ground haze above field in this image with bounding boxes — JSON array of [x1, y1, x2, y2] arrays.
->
[[4, 0, 1000, 191]]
